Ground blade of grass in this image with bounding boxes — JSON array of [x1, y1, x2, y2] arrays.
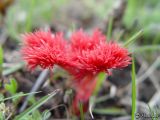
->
[[147, 104, 154, 120], [4, 78, 18, 95], [93, 107, 127, 115], [95, 94, 111, 103], [1, 91, 41, 102], [131, 57, 136, 120], [15, 89, 60, 120], [0, 45, 3, 87], [0, 45, 3, 76], [2, 62, 24, 76], [131, 45, 160, 53], [155, 108, 159, 120], [19, 69, 49, 112], [107, 17, 113, 40], [93, 72, 106, 96], [124, 30, 143, 47], [79, 102, 84, 120]]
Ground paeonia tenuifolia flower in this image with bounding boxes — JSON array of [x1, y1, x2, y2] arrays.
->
[[21, 29, 131, 115]]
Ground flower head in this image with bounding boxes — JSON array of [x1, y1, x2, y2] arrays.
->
[[21, 30, 68, 69], [69, 29, 131, 79], [70, 29, 106, 50], [68, 29, 131, 115], [72, 42, 131, 74], [21, 29, 131, 116]]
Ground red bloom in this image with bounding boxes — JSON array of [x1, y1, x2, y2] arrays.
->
[[21, 30, 68, 69], [69, 29, 131, 79], [71, 42, 131, 74], [70, 29, 106, 50], [21, 29, 131, 116], [69, 29, 131, 115]]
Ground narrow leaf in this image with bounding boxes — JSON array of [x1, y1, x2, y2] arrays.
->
[[147, 104, 154, 120], [15, 89, 60, 120], [79, 102, 85, 120], [0, 45, 3, 74], [2, 62, 24, 76], [124, 30, 143, 47], [1, 91, 41, 102], [4, 78, 18, 95], [93, 72, 106, 96], [131, 45, 160, 53], [93, 107, 127, 115], [107, 17, 113, 40], [131, 57, 136, 120]]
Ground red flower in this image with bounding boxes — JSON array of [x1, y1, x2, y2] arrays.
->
[[21, 29, 131, 116], [21, 30, 68, 69], [71, 42, 131, 74], [69, 29, 131, 115], [69, 29, 131, 79], [70, 29, 106, 50]]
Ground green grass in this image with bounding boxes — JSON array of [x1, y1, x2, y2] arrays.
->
[[124, 30, 143, 47], [4, 78, 18, 95], [93, 107, 127, 115], [0, 91, 41, 102], [0, 90, 59, 120], [148, 105, 155, 120], [15, 90, 59, 120], [123, 0, 160, 44], [107, 17, 113, 40], [131, 57, 136, 120], [93, 72, 106, 96], [147, 104, 160, 120], [2, 62, 24, 76], [131, 45, 160, 53], [79, 102, 85, 120], [0, 45, 3, 76]]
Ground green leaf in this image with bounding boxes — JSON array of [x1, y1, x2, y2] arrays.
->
[[131, 57, 136, 120], [107, 17, 113, 40], [124, 30, 143, 47], [15, 89, 60, 120], [93, 72, 106, 96], [131, 45, 160, 53], [3, 62, 24, 76], [31, 110, 42, 120], [1, 91, 41, 102], [28, 96, 37, 105], [95, 94, 110, 103], [79, 102, 85, 120], [93, 107, 127, 115], [4, 78, 18, 95], [0, 45, 3, 75], [0, 110, 5, 120]]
